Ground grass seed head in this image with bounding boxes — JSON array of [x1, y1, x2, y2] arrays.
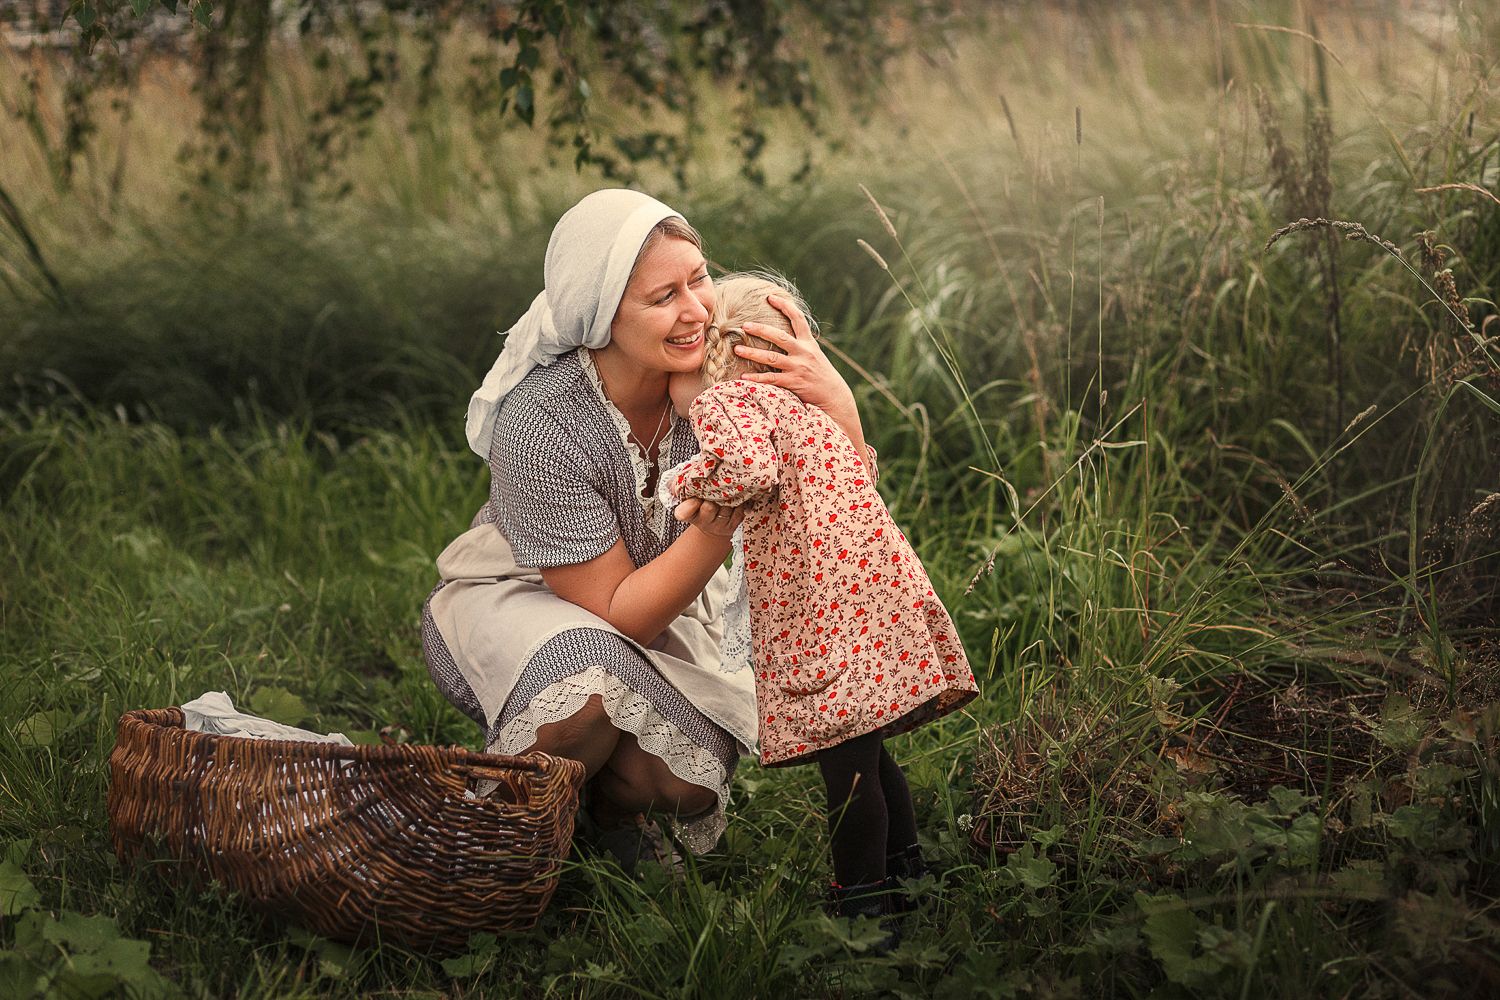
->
[[859, 183, 899, 242], [1417, 231, 1446, 275], [1254, 88, 1306, 212], [1433, 268, 1472, 335], [857, 238, 889, 271], [1263, 217, 1401, 257]]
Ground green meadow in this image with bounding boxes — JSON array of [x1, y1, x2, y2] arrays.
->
[[2, 2, 1498, 996]]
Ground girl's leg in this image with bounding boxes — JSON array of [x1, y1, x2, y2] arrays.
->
[[815, 731, 888, 886], [878, 744, 919, 853]]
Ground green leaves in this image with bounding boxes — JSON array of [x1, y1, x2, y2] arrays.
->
[[246, 685, 309, 726], [1372, 693, 1424, 751], [1172, 788, 1323, 873], [1136, 892, 1254, 989], [14, 711, 78, 748], [0, 846, 178, 1000], [0, 861, 40, 918]]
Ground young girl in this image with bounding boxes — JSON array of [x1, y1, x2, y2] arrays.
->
[[664, 273, 979, 926]]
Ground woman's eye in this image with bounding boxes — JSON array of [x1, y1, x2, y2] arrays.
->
[[690, 272, 709, 285], [656, 291, 675, 305]]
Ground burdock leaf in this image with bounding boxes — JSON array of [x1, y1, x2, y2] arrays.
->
[[16, 710, 77, 748], [247, 686, 309, 726], [0, 860, 40, 916]]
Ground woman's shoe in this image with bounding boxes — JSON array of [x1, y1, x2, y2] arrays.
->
[[827, 880, 902, 955], [591, 817, 682, 877]]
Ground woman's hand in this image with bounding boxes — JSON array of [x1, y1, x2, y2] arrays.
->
[[732, 293, 874, 475], [731, 294, 858, 424], [673, 497, 746, 538]]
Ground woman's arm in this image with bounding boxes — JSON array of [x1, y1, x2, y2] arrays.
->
[[540, 505, 742, 647], [492, 398, 744, 647], [731, 294, 876, 474], [671, 383, 780, 504]]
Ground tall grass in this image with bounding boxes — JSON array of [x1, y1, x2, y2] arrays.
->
[[3, 2, 1499, 996]]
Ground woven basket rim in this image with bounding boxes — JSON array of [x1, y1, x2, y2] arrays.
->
[[118, 706, 553, 777]]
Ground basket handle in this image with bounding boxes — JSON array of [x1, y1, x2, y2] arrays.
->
[[453, 751, 585, 808]]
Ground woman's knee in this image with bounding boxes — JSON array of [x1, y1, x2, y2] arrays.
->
[[604, 739, 717, 816], [528, 695, 618, 772], [669, 780, 718, 817]]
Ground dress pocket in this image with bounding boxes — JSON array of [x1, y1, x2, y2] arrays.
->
[[770, 644, 848, 697]]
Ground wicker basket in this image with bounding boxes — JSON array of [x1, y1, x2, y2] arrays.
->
[[107, 707, 586, 950]]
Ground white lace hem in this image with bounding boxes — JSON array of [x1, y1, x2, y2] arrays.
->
[[580, 347, 676, 541], [482, 665, 731, 855]]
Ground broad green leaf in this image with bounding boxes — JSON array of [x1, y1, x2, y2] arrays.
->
[[0, 952, 45, 1000], [1002, 844, 1058, 891], [1030, 823, 1067, 849], [1374, 693, 1423, 751], [66, 935, 154, 981], [3, 838, 33, 866], [1266, 785, 1314, 816], [247, 686, 309, 726], [42, 910, 123, 953], [1284, 812, 1323, 868], [16, 709, 77, 748], [0, 860, 40, 917], [1137, 892, 1225, 987]]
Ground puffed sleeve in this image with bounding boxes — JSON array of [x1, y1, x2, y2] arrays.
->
[[671, 383, 779, 506], [489, 399, 620, 568]]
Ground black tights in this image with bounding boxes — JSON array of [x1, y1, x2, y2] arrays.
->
[[815, 732, 918, 887]]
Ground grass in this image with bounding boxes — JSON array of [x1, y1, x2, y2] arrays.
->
[[3, 2, 1500, 996]]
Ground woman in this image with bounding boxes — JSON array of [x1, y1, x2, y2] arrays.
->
[[421, 189, 872, 860]]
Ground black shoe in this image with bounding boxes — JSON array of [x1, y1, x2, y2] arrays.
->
[[827, 880, 902, 955], [886, 842, 930, 881], [883, 843, 931, 914]]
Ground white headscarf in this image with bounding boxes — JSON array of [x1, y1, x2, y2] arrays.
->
[[465, 189, 686, 458]]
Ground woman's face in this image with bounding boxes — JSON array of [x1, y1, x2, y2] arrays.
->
[[609, 237, 715, 375]]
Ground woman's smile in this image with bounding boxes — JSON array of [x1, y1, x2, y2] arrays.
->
[[666, 328, 703, 349]]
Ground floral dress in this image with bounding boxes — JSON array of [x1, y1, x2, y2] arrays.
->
[[670, 379, 979, 766]]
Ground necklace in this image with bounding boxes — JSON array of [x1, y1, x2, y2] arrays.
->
[[629, 400, 673, 464], [589, 351, 675, 502]]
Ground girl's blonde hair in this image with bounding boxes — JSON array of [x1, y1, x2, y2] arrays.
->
[[700, 271, 819, 387]]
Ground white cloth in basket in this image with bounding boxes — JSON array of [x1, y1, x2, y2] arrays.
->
[[180, 691, 353, 747]]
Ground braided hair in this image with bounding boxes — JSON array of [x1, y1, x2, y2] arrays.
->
[[698, 271, 820, 389]]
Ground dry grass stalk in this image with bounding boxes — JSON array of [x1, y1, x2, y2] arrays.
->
[[1406, 231, 1484, 385], [1254, 88, 1306, 213], [999, 92, 1025, 158], [858, 183, 899, 241], [857, 238, 889, 271], [1415, 182, 1500, 208]]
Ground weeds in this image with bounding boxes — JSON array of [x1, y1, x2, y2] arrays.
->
[[2, 2, 1499, 997]]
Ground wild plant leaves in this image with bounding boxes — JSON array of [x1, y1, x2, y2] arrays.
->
[[0, 860, 40, 917]]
